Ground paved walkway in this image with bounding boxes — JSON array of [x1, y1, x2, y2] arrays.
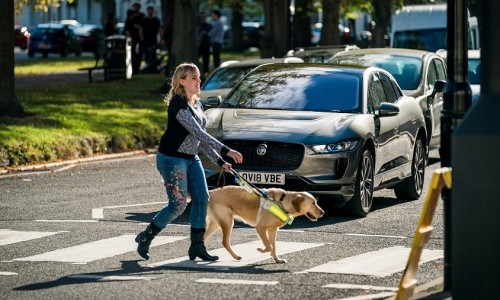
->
[[15, 70, 107, 89]]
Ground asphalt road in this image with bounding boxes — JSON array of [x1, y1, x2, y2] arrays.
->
[[0, 150, 446, 300]]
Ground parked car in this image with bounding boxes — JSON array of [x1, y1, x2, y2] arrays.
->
[[28, 23, 82, 58], [199, 57, 303, 109], [201, 63, 427, 217], [73, 24, 105, 56], [285, 44, 359, 63], [311, 23, 352, 45], [14, 25, 30, 50], [329, 48, 446, 156], [437, 49, 481, 102]]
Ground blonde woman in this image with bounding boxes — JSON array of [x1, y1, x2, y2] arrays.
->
[[136, 62, 243, 261]]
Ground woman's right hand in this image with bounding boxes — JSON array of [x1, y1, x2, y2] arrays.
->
[[227, 149, 243, 164]]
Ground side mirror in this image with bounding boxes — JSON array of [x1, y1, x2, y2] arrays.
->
[[428, 80, 446, 105], [203, 95, 222, 110], [379, 102, 400, 116]]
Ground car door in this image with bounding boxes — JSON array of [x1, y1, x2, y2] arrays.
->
[[367, 72, 401, 184], [426, 57, 446, 149]]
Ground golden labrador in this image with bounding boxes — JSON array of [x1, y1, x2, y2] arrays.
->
[[204, 185, 324, 263]]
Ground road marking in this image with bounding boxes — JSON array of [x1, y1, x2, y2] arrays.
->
[[148, 241, 323, 270], [68, 274, 157, 281], [12, 235, 187, 263], [34, 220, 98, 223], [196, 278, 279, 285], [0, 229, 64, 246], [343, 233, 407, 239], [92, 202, 165, 219], [323, 283, 398, 292], [332, 292, 396, 300], [0, 272, 18, 276], [298, 246, 443, 277]]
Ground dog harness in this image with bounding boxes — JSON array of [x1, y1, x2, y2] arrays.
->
[[232, 171, 294, 225]]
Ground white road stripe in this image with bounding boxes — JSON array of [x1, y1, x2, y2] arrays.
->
[[343, 233, 407, 239], [298, 246, 443, 277], [92, 202, 165, 219], [0, 272, 18, 276], [13, 235, 187, 263], [196, 278, 279, 286], [34, 220, 98, 223], [0, 229, 64, 246], [332, 292, 396, 300], [148, 241, 323, 270], [68, 274, 157, 281], [323, 283, 398, 292]]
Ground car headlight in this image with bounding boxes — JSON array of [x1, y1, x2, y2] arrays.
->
[[311, 140, 359, 154]]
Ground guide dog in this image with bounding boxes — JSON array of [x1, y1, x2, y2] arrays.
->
[[204, 185, 324, 263]]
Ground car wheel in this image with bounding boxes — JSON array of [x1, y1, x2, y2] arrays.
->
[[61, 47, 68, 57], [42, 51, 48, 58], [394, 139, 425, 200], [343, 149, 374, 217], [28, 50, 35, 58]]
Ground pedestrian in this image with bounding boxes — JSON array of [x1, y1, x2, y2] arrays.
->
[[141, 6, 162, 73], [198, 11, 213, 76], [125, 2, 145, 73], [135, 62, 243, 261], [104, 12, 117, 37], [208, 9, 224, 69]]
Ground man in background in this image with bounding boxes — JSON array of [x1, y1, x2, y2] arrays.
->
[[141, 6, 162, 73], [125, 2, 144, 73], [198, 11, 213, 76], [208, 10, 224, 69]]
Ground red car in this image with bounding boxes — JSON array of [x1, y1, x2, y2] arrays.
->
[[14, 25, 30, 50]]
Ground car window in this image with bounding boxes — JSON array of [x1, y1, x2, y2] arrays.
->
[[468, 58, 481, 84], [202, 66, 256, 90], [378, 73, 398, 103], [435, 59, 447, 80], [221, 66, 361, 112], [427, 60, 438, 91], [367, 74, 385, 115]]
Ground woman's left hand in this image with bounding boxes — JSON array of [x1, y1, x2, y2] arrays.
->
[[227, 149, 243, 164], [222, 162, 232, 172]]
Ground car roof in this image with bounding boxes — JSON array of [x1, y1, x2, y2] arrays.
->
[[334, 47, 433, 59], [221, 57, 304, 68], [253, 62, 368, 75], [36, 23, 67, 29]]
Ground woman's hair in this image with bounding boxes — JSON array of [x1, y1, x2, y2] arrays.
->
[[164, 63, 200, 104]]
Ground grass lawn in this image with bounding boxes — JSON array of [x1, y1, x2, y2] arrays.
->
[[3, 50, 260, 167]]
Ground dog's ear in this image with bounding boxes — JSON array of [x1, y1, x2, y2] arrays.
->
[[292, 195, 304, 212]]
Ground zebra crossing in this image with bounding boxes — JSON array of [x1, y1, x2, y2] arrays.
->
[[0, 228, 444, 278]]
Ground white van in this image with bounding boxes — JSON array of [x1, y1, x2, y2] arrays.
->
[[390, 4, 480, 51]]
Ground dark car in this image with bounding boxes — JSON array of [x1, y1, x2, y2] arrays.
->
[[14, 25, 30, 50], [28, 23, 82, 58], [329, 48, 447, 157], [73, 24, 105, 56], [201, 63, 427, 217]]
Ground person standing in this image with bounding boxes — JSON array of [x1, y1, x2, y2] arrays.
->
[[125, 2, 145, 73], [198, 11, 213, 76], [141, 6, 162, 72], [208, 10, 224, 69], [135, 62, 243, 261], [104, 12, 117, 37]]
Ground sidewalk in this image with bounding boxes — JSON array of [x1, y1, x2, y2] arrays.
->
[[15, 70, 107, 89]]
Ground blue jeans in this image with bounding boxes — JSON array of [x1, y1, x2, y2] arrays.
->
[[152, 152, 209, 229]]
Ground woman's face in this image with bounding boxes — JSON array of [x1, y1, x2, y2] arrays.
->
[[180, 70, 201, 97]]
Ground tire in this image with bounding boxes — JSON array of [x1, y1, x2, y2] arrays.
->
[[28, 50, 35, 58], [61, 47, 68, 57], [343, 149, 374, 217], [42, 51, 48, 58], [394, 139, 425, 200]]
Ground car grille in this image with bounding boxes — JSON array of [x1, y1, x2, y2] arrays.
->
[[222, 140, 304, 172]]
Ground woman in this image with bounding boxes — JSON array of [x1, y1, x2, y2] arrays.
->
[[136, 63, 243, 261]]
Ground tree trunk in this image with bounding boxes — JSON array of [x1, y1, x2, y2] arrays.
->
[[320, 0, 340, 46], [100, 0, 116, 27], [293, 0, 313, 48], [372, 0, 391, 47], [260, 0, 274, 58], [166, 0, 199, 76], [0, 0, 24, 118], [230, 0, 245, 51]]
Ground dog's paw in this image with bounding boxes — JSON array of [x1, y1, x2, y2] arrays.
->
[[257, 247, 271, 253], [274, 257, 287, 264]]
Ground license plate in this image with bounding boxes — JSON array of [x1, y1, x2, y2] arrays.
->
[[238, 171, 285, 185]]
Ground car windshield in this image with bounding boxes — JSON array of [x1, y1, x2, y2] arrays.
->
[[392, 29, 447, 52], [330, 54, 422, 90], [32, 27, 63, 38], [220, 65, 361, 112], [202, 66, 257, 90]]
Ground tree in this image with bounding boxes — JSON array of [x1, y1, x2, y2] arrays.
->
[[320, 0, 341, 45], [261, 0, 289, 58], [1, 0, 24, 117], [293, 0, 313, 48], [371, 0, 392, 47]]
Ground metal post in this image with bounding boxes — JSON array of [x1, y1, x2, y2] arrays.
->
[[441, 0, 471, 292]]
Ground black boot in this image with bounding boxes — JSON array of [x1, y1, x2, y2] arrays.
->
[[188, 227, 219, 261], [135, 222, 161, 260]]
